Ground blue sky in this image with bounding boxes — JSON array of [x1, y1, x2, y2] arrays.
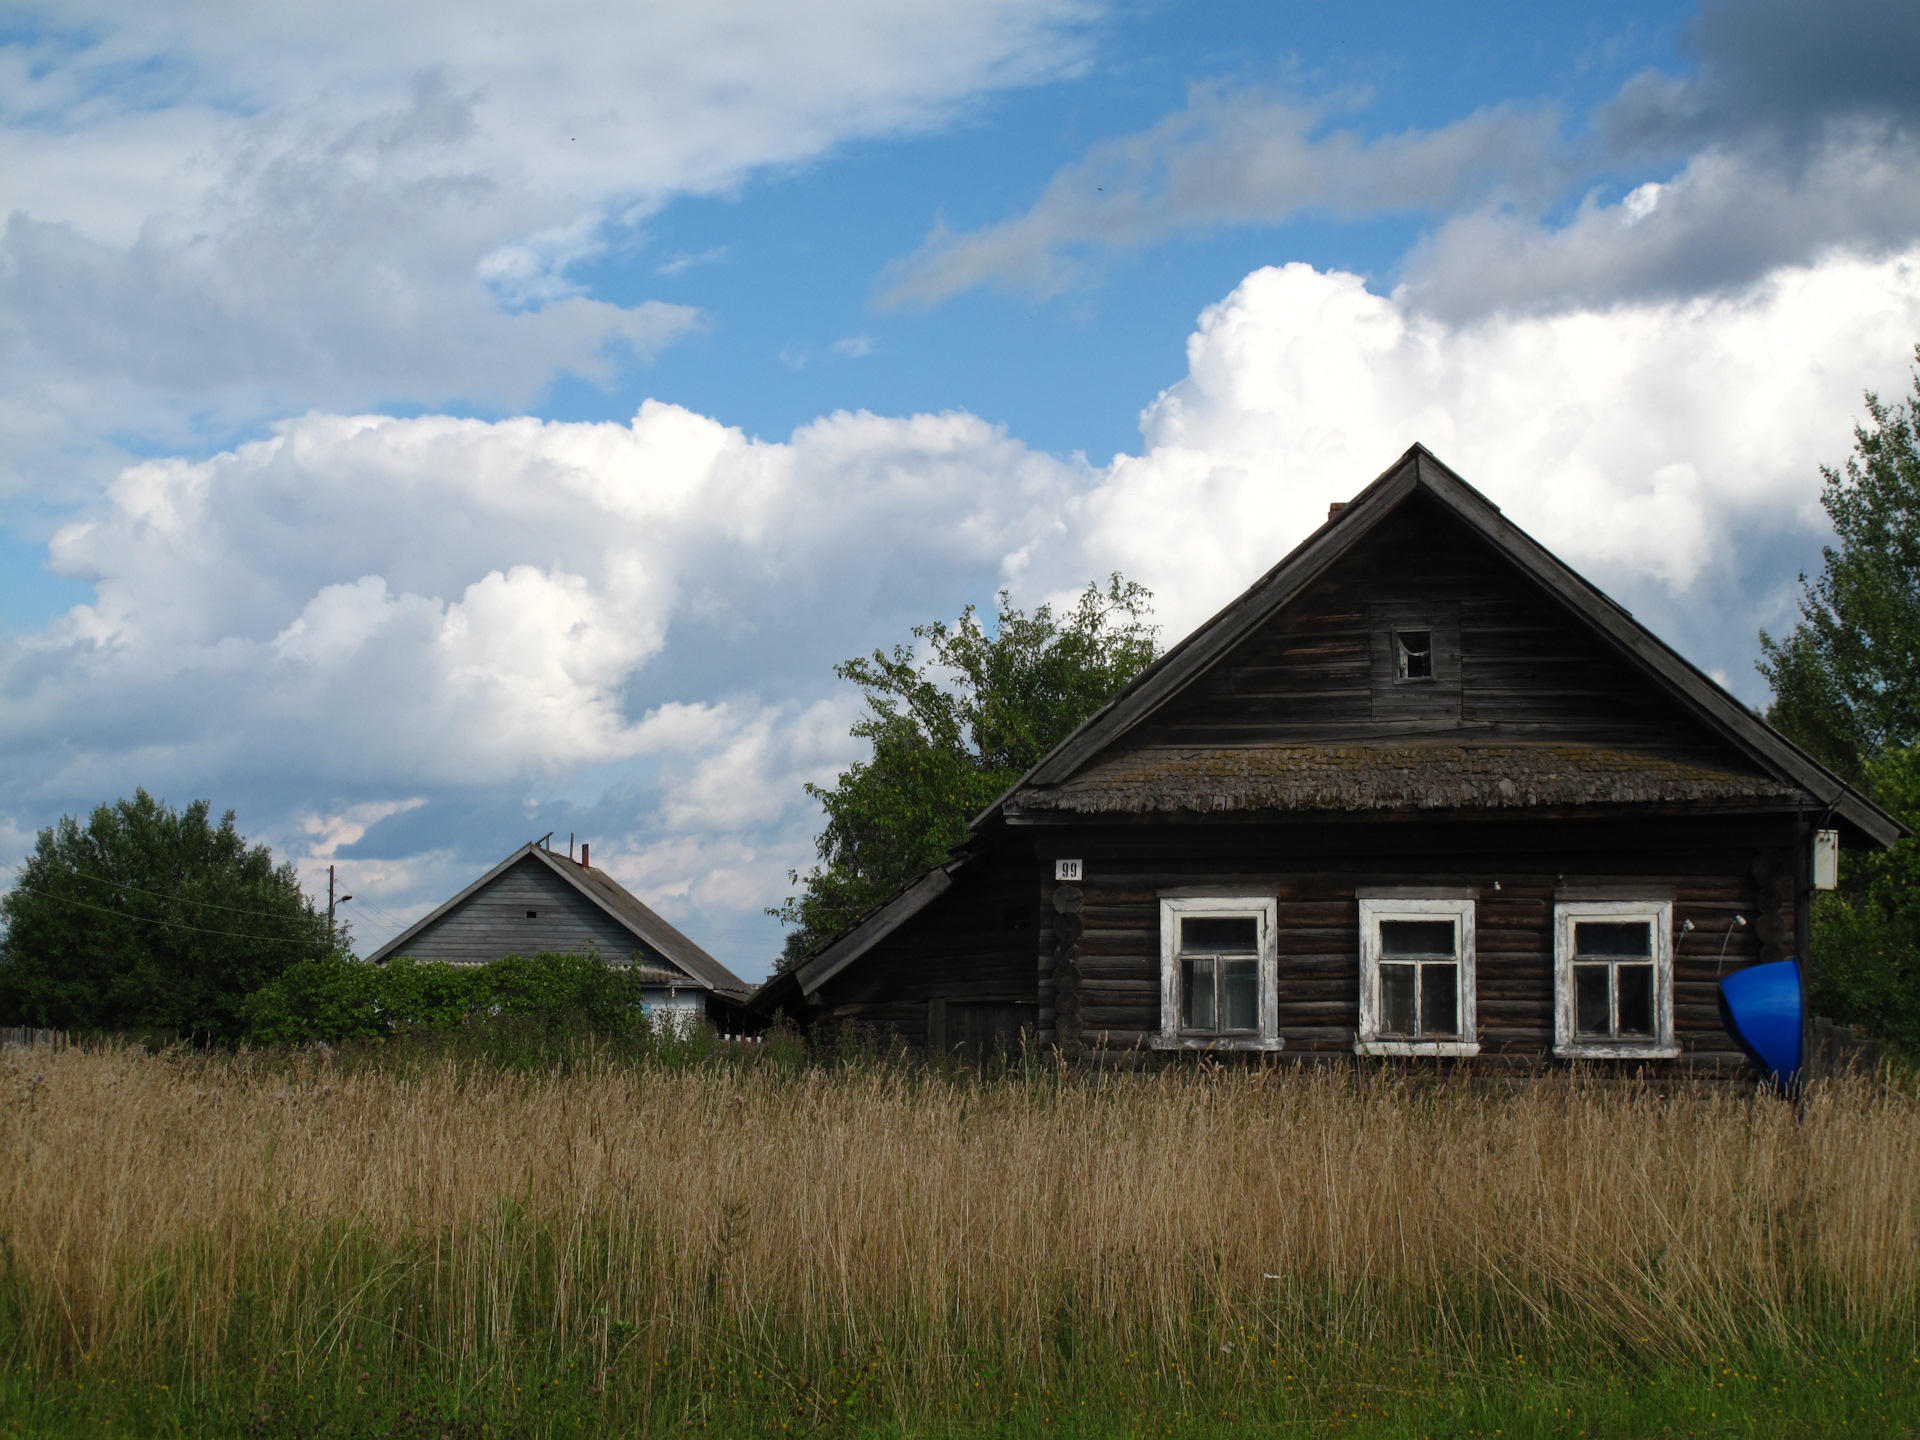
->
[[540, 1, 1693, 459], [3, 0, 1918, 975]]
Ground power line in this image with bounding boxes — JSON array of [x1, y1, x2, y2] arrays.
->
[[4, 885, 327, 946], [0, 859, 325, 923]]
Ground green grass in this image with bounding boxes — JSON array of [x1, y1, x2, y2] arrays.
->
[[5, 1036, 1917, 1438], [3, 1334, 1917, 1438]]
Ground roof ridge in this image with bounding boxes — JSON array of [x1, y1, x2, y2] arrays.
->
[[972, 445, 1901, 848]]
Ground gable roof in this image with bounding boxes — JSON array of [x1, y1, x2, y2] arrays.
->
[[995, 444, 1903, 848], [363, 842, 750, 995]]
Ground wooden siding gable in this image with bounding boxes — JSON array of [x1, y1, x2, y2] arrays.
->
[[364, 843, 748, 994], [384, 855, 670, 969], [995, 445, 1902, 847]]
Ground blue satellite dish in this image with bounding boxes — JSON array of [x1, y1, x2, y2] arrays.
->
[[1718, 958, 1803, 1088]]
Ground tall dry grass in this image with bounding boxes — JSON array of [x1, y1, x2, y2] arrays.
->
[[1, 1041, 1916, 1411]]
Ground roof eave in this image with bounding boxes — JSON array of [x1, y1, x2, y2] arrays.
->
[[970, 446, 1431, 821], [1406, 451, 1905, 848], [977, 442, 1902, 848], [789, 860, 965, 1000]]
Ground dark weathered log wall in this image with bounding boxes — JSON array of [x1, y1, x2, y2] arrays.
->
[[1027, 817, 1794, 1071], [1131, 496, 1748, 758], [807, 813, 1793, 1073], [809, 844, 1039, 1049]]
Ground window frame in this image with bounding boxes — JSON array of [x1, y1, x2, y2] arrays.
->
[[1356, 896, 1479, 1057], [1553, 899, 1678, 1059], [1394, 628, 1435, 682], [1154, 895, 1282, 1051]]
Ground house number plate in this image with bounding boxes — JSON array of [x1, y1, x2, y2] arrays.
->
[[1054, 859, 1083, 881]]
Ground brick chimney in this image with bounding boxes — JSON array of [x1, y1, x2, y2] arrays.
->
[[581, 843, 589, 869], [1328, 501, 1348, 521]]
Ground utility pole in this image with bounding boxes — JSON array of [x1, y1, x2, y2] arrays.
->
[[327, 865, 352, 947]]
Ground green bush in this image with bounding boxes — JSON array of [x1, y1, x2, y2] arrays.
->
[[1810, 744, 1920, 1052], [0, 790, 333, 1042], [241, 950, 651, 1046]]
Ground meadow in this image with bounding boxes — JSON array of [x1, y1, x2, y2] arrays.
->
[[1, 1030, 1916, 1438]]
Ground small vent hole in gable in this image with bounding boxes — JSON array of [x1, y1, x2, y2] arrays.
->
[[526, 910, 538, 919]]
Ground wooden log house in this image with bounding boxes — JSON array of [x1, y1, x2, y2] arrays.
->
[[753, 446, 1906, 1069]]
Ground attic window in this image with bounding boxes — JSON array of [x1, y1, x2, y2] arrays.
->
[[1396, 629, 1434, 681], [526, 910, 538, 919]]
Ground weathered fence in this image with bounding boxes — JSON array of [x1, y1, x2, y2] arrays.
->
[[0, 1027, 67, 1050], [1808, 1015, 1883, 1079]]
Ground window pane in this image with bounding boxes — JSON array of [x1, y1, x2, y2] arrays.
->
[[1420, 963, 1459, 1036], [1181, 957, 1215, 1030], [1181, 916, 1259, 955], [1381, 919, 1456, 957], [1575, 921, 1651, 957], [1398, 630, 1433, 680], [1574, 965, 1611, 1036], [1380, 963, 1417, 1035], [1616, 964, 1655, 1037], [1222, 958, 1259, 1031]]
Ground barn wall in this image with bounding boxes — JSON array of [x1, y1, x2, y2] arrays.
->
[[393, 856, 666, 968], [811, 844, 1041, 1049], [1031, 816, 1793, 1070]]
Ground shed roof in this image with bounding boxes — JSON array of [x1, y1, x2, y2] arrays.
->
[[364, 842, 750, 997]]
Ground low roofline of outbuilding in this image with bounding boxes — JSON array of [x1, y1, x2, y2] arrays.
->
[[746, 853, 976, 1015]]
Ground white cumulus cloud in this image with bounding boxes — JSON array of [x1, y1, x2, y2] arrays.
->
[[1030, 249, 1920, 679], [0, 0, 1099, 497]]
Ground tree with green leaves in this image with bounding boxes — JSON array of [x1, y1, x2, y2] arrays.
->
[[0, 790, 334, 1042], [773, 576, 1159, 966], [1759, 347, 1920, 1049]]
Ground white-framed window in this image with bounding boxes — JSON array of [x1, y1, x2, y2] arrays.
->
[[1356, 895, 1478, 1057], [1154, 896, 1281, 1051], [1553, 900, 1677, 1058]]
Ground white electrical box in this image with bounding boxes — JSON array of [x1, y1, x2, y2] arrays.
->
[[1812, 829, 1839, 890], [1054, 858, 1083, 882]]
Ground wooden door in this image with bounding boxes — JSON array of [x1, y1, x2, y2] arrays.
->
[[939, 1000, 1038, 1061]]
